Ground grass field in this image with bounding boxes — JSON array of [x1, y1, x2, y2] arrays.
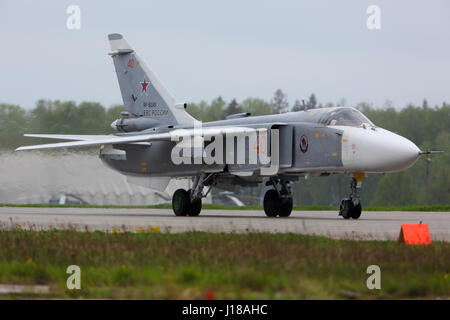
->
[[1, 203, 449, 211], [0, 230, 448, 299]]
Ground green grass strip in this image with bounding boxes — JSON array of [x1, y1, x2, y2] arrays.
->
[[0, 230, 447, 299]]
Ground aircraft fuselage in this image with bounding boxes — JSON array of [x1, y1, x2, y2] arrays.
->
[[100, 107, 420, 179]]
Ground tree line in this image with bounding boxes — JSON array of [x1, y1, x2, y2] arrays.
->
[[0, 90, 448, 206]]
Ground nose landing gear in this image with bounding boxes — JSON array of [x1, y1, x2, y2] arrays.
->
[[339, 173, 364, 219]]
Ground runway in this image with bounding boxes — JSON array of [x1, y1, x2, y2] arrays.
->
[[0, 207, 448, 241]]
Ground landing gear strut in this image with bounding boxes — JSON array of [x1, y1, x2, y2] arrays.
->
[[172, 173, 214, 217], [339, 174, 364, 219], [263, 177, 293, 217]]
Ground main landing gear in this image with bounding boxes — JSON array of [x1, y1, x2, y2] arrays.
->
[[339, 174, 365, 219], [172, 173, 214, 216], [263, 178, 293, 217]]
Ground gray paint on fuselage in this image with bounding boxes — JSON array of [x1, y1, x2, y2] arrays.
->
[[101, 108, 345, 177], [292, 123, 343, 169]]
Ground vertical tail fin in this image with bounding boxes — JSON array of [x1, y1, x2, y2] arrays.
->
[[108, 33, 195, 126]]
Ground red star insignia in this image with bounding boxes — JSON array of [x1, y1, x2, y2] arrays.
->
[[140, 79, 149, 92]]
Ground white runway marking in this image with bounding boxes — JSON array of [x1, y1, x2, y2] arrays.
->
[[0, 207, 448, 241]]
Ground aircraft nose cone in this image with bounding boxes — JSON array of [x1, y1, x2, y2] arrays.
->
[[391, 135, 421, 170], [374, 128, 420, 172], [343, 127, 421, 173]]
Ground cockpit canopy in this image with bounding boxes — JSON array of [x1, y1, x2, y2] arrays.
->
[[317, 107, 375, 127]]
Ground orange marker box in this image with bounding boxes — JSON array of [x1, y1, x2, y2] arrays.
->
[[398, 224, 432, 245]]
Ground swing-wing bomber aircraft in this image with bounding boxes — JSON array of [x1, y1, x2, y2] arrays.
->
[[16, 33, 430, 218]]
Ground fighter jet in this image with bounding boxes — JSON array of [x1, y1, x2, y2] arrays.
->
[[16, 33, 429, 219]]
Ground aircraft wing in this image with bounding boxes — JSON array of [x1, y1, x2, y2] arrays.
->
[[16, 134, 157, 151], [24, 134, 113, 141], [15, 126, 266, 151]]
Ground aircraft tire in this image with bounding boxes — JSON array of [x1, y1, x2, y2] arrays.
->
[[187, 189, 202, 216], [350, 203, 362, 219], [278, 197, 293, 217], [339, 199, 352, 219], [263, 189, 279, 217], [172, 189, 190, 216]]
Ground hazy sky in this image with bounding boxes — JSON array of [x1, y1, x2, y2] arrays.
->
[[1, 0, 449, 110]]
